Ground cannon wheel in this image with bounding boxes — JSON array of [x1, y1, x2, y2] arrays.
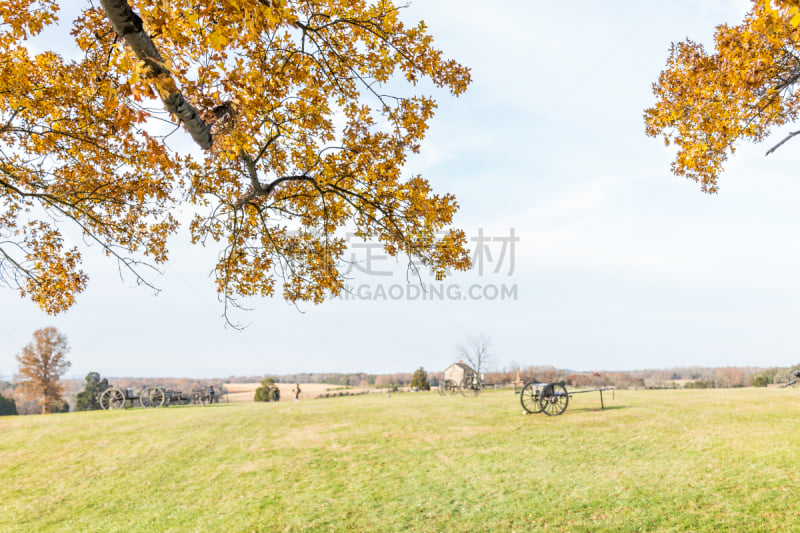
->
[[140, 387, 166, 408], [99, 389, 113, 410], [444, 379, 459, 396], [108, 388, 126, 410], [100, 388, 126, 410], [520, 382, 543, 414], [540, 383, 569, 416], [139, 387, 151, 408], [437, 381, 447, 396], [459, 378, 481, 397], [152, 387, 166, 408], [191, 392, 207, 406]]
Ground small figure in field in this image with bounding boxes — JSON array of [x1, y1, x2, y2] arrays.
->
[[209, 385, 215, 404], [293, 383, 301, 401]]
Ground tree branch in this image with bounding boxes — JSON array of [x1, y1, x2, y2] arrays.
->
[[766, 129, 800, 156], [97, 0, 213, 149]]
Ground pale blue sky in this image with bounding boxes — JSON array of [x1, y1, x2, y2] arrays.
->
[[4, 0, 800, 379]]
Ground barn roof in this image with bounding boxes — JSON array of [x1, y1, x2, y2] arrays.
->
[[445, 362, 474, 372]]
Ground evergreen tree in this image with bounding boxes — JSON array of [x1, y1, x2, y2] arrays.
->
[[0, 394, 17, 416], [76, 372, 110, 411], [410, 367, 430, 391]]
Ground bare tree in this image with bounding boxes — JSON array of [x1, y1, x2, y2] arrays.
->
[[14, 327, 71, 414], [456, 335, 493, 377]]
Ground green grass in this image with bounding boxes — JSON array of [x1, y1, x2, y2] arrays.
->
[[3, 388, 800, 532]]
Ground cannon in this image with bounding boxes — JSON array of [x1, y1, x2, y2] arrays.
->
[[780, 370, 800, 388], [187, 387, 217, 405], [98, 387, 138, 410], [437, 379, 458, 396], [457, 371, 483, 396], [99, 386, 171, 409], [139, 386, 166, 408], [143, 387, 212, 407], [520, 381, 614, 416], [99, 386, 218, 410], [437, 374, 482, 396]]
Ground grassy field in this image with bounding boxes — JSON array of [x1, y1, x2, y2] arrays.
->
[[2, 387, 800, 532]]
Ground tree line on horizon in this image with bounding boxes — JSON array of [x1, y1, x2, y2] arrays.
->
[[3, 327, 798, 415], [4, 362, 800, 416], [221, 363, 800, 392]]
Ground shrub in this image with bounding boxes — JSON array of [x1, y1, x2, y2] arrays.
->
[[685, 380, 714, 389], [254, 378, 280, 402]]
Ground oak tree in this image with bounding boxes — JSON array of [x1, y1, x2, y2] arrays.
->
[[0, 1, 471, 321], [14, 326, 71, 414], [645, 0, 800, 192]]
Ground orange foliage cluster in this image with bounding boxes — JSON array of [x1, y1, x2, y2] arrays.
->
[[0, 0, 471, 319], [14, 326, 71, 414], [645, 0, 800, 192]]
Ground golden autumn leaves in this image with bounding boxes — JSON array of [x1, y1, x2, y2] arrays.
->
[[8, 1, 800, 319], [1, 3, 181, 314], [645, 0, 800, 192], [0, 0, 472, 318]]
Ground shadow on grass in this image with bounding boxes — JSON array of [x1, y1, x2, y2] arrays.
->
[[519, 405, 629, 417], [138, 402, 241, 410], [565, 404, 628, 413], [175, 402, 240, 408]]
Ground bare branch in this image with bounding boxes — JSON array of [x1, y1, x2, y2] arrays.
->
[[766, 129, 800, 156], [456, 334, 492, 376]]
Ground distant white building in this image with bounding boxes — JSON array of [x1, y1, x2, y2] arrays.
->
[[444, 361, 475, 385]]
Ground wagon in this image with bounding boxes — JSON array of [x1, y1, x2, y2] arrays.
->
[[519, 381, 614, 416]]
